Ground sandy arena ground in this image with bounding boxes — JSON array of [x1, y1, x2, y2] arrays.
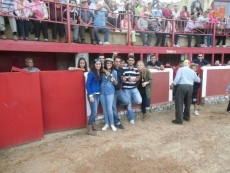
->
[[1, 102, 230, 173]]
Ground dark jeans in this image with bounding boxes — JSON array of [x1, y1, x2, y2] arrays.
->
[[31, 20, 48, 39], [79, 26, 94, 41], [186, 34, 200, 47], [107, 17, 120, 28], [16, 19, 30, 37], [51, 23, 64, 39], [216, 36, 226, 45], [155, 32, 166, 46], [140, 31, 154, 46], [139, 89, 150, 113], [227, 101, 230, 112], [175, 84, 193, 123], [168, 33, 179, 45]]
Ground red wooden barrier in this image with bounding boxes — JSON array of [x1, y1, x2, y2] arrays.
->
[[39, 71, 86, 133], [0, 72, 44, 149]]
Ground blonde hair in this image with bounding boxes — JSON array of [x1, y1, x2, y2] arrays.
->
[[137, 61, 147, 79]]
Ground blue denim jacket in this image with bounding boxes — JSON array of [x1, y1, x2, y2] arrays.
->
[[100, 70, 118, 95]]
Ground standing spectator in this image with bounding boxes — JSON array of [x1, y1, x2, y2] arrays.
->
[[30, 0, 49, 41], [79, 0, 96, 44], [191, 64, 201, 116], [180, 6, 190, 28], [192, 53, 211, 66], [206, 11, 218, 47], [112, 56, 129, 129], [134, 1, 143, 16], [152, 4, 163, 18], [107, 0, 120, 31], [137, 12, 154, 46], [148, 2, 153, 12], [0, 0, 18, 40], [225, 84, 230, 113], [165, 15, 180, 47], [139, 3, 152, 17], [190, 0, 203, 14], [147, 54, 164, 70], [117, 0, 125, 13], [172, 5, 180, 19], [137, 61, 152, 121], [184, 15, 202, 47], [50, 0, 65, 42], [121, 13, 136, 45], [162, 4, 172, 19], [14, 0, 30, 40], [216, 17, 227, 47], [197, 11, 209, 47], [214, 60, 221, 66], [191, 7, 200, 17], [23, 58, 40, 72], [85, 58, 102, 136], [170, 60, 201, 125], [94, 2, 111, 44], [100, 58, 118, 132], [63, 0, 80, 43], [125, 2, 134, 15], [122, 55, 142, 124]]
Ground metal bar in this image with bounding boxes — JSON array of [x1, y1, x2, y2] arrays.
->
[[66, 3, 71, 43]]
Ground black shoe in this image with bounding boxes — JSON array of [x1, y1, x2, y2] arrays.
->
[[73, 40, 80, 43], [171, 120, 183, 125], [116, 124, 125, 129], [81, 40, 86, 44], [183, 117, 190, 122], [91, 40, 96, 45]]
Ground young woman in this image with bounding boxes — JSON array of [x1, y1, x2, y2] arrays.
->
[[136, 61, 152, 121], [108, 0, 120, 31], [180, 6, 190, 28], [191, 7, 200, 17], [14, 0, 31, 40], [100, 58, 118, 131], [68, 57, 89, 72], [85, 58, 102, 136], [121, 14, 136, 45], [165, 15, 180, 47]]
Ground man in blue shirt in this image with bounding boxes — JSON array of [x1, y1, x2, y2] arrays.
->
[[94, 2, 111, 45], [170, 60, 200, 125], [192, 54, 211, 66]]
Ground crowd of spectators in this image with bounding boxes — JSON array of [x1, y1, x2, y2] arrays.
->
[[0, 0, 230, 47]]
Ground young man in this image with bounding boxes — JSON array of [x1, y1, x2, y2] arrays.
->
[[147, 54, 164, 70], [122, 55, 142, 124], [23, 58, 40, 72], [191, 64, 201, 116], [192, 53, 211, 66]]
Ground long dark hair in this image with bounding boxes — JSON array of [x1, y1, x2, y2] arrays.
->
[[183, 6, 187, 12], [90, 59, 102, 81], [77, 57, 88, 72], [104, 60, 114, 72]]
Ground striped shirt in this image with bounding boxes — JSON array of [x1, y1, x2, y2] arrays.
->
[[122, 66, 139, 89], [1, 0, 15, 15]]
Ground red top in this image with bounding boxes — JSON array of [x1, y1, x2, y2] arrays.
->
[[180, 11, 190, 20], [162, 8, 172, 18]]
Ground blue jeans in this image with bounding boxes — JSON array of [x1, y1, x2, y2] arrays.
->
[[207, 36, 212, 46], [113, 89, 130, 125], [94, 27, 110, 43], [16, 19, 29, 37], [123, 88, 142, 121], [100, 94, 114, 125], [87, 94, 100, 125]]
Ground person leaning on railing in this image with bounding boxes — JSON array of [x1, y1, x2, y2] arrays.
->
[[165, 15, 180, 47], [78, 0, 96, 44], [121, 13, 136, 45], [0, 0, 18, 40], [197, 11, 210, 48], [14, 0, 31, 40], [107, 0, 120, 32], [63, 0, 80, 43], [137, 12, 154, 46], [179, 6, 190, 28], [30, 0, 49, 41], [49, 0, 65, 42], [216, 17, 227, 48]]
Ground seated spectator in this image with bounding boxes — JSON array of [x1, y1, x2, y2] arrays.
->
[[206, 11, 218, 47], [148, 2, 152, 12], [63, 0, 80, 43], [180, 6, 190, 28], [79, 0, 96, 44], [191, 7, 200, 17], [23, 58, 40, 72], [121, 14, 136, 45], [139, 3, 152, 17], [14, 0, 30, 40], [190, 0, 202, 14], [214, 60, 221, 66], [147, 54, 164, 70], [162, 4, 172, 19], [30, 0, 49, 41], [69, 57, 89, 71], [184, 15, 202, 47], [192, 53, 211, 66], [0, 0, 18, 40], [137, 12, 154, 46], [216, 17, 227, 47], [197, 11, 210, 47], [172, 5, 180, 20], [50, 0, 65, 42], [117, 0, 125, 13], [108, 0, 120, 31], [125, 2, 134, 15], [226, 60, 230, 66], [152, 4, 163, 18], [134, 1, 143, 16], [165, 15, 180, 47], [94, 2, 111, 45]]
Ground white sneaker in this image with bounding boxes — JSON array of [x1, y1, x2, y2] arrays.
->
[[222, 45, 226, 47], [216, 45, 219, 47], [115, 30, 120, 32], [209, 45, 212, 47], [99, 41, 102, 45], [202, 44, 207, 47], [102, 124, 109, 131], [175, 44, 180, 47], [111, 124, 117, 132], [194, 110, 199, 116], [130, 120, 135, 124], [103, 42, 110, 45]]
